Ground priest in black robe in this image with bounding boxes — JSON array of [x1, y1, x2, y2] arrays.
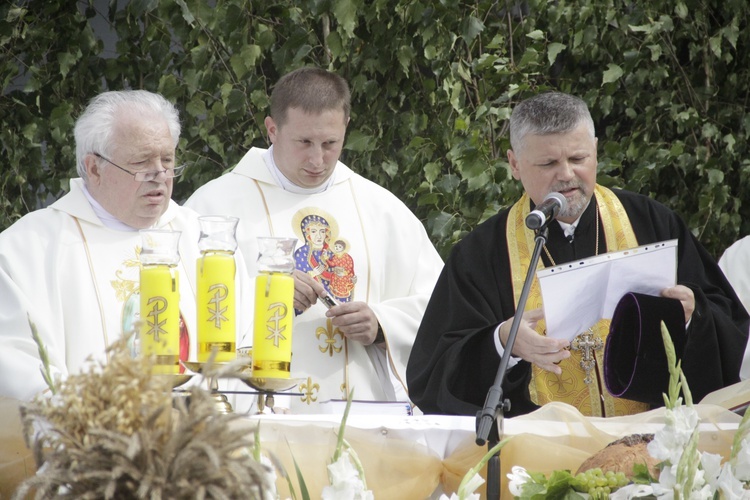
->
[[406, 91, 749, 418]]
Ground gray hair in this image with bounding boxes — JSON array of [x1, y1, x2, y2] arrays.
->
[[509, 92, 595, 153], [74, 90, 181, 181]]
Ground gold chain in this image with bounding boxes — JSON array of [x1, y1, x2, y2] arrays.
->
[[543, 201, 599, 267]]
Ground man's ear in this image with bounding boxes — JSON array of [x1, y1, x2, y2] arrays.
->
[[84, 154, 102, 184], [508, 149, 521, 180], [264, 116, 278, 143]]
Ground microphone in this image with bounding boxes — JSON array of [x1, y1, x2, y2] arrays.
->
[[525, 192, 567, 230]]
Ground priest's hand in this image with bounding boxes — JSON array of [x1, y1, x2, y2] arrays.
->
[[326, 301, 381, 346], [661, 285, 695, 324], [292, 270, 325, 311], [498, 308, 571, 375]]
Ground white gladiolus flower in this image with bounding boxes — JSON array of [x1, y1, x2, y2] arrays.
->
[[651, 463, 677, 498], [610, 483, 654, 499], [437, 489, 480, 500], [687, 477, 713, 500], [460, 473, 484, 499], [692, 467, 709, 493], [715, 462, 750, 499], [648, 406, 700, 463], [507, 466, 531, 496], [699, 451, 723, 489], [321, 451, 373, 500]]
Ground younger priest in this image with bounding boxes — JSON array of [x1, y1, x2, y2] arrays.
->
[[186, 67, 444, 413], [407, 91, 749, 418]]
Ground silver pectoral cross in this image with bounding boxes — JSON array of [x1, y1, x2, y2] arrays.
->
[[570, 328, 603, 384]]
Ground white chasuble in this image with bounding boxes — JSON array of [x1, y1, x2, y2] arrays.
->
[[0, 179, 251, 401], [186, 147, 444, 413]]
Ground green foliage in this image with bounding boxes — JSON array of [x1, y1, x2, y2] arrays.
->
[[2, 0, 750, 258]]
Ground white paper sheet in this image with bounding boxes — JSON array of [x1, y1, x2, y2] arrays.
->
[[537, 239, 678, 340]]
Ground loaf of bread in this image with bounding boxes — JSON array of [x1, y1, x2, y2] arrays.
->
[[576, 434, 660, 480]]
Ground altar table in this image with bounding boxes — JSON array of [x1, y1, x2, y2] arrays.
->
[[2, 398, 742, 499], [234, 402, 742, 499]]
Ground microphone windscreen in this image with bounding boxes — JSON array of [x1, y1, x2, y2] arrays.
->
[[545, 191, 567, 212]]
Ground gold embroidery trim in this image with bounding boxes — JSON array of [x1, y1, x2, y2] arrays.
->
[[72, 216, 110, 362], [506, 185, 645, 416]]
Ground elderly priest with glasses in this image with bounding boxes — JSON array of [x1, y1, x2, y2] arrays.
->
[[0, 90, 250, 402]]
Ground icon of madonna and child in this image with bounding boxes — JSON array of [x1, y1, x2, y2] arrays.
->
[[292, 210, 357, 306]]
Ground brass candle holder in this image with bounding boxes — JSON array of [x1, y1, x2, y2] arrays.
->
[[181, 348, 301, 413]]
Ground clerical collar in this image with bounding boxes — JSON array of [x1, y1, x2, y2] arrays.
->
[[263, 145, 336, 194], [557, 219, 577, 242], [556, 199, 592, 241], [81, 183, 140, 232]]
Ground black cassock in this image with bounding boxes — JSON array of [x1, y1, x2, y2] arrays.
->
[[407, 188, 749, 417]]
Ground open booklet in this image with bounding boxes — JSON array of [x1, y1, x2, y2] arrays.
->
[[699, 379, 750, 415], [537, 239, 678, 341]]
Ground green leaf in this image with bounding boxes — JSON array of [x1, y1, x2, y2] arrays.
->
[[225, 89, 246, 116], [545, 469, 576, 496], [129, 0, 158, 16], [709, 35, 722, 57], [332, 388, 354, 463], [723, 24, 739, 50], [174, 0, 195, 26], [428, 211, 456, 240], [547, 42, 566, 66], [344, 129, 376, 153], [526, 29, 545, 41], [229, 53, 248, 79], [288, 445, 310, 500], [327, 31, 345, 59], [186, 98, 207, 118], [674, 2, 689, 19], [397, 45, 416, 73], [332, 0, 358, 38], [647, 44, 662, 61], [628, 23, 656, 34], [602, 63, 624, 85], [707, 168, 724, 185], [518, 47, 540, 68], [57, 51, 77, 79], [460, 15, 485, 43], [22, 122, 38, 141], [422, 161, 442, 183], [381, 159, 398, 179], [6, 6, 27, 22], [723, 133, 736, 153], [632, 463, 656, 484]]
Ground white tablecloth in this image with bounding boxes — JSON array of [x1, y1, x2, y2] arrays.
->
[[234, 402, 741, 499], [4, 398, 740, 499]]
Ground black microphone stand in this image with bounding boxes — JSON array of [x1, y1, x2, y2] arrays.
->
[[475, 225, 550, 499]]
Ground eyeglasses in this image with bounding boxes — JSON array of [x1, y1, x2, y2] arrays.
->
[[93, 153, 186, 182]]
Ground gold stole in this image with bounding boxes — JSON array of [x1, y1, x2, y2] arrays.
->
[[506, 185, 649, 417]]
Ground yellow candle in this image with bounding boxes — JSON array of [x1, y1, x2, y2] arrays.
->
[[252, 272, 294, 378], [197, 251, 236, 363], [139, 264, 180, 374]]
